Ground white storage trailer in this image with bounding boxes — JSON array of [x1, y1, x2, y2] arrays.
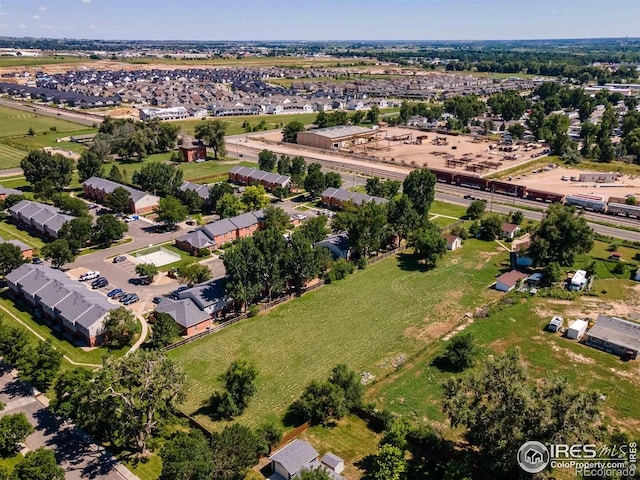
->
[[570, 270, 588, 291], [567, 319, 589, 340]]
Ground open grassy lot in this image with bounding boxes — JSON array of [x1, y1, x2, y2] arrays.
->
[[6, 128, 97, 153], [0, 56, 97, 68], [179, 160, 257, 184], [171, 112, 319, 137], [0, 217, 45, 250], [0, 105, 86, 137], [0, 143, 28, 169], [169, 238, 506, 431], [429, 199, 468, 219]]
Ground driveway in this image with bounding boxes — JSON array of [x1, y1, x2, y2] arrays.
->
[[0, 364, 137, 480]]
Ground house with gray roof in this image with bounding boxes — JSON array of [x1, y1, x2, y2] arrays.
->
[[269, 440, 344, 480], [154, 297, 211, 335], [177, 277, 231, 318], [229, 166, 291, 191], [0, 185, 21, 200], [6, 263, 118, 346], [179, 181, 210, 202], [0, 235, 32, 258], [82, 176, 160, 214], [320, 187, 387, 210], [315, 232, 349, 260], [585, 314, 640, 360], [8, 200, 73, 239]]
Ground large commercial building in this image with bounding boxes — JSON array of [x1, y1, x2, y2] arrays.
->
[[297, 125, 380, 151], [139, 106, 189, 121], [6, 264, 118, 346]]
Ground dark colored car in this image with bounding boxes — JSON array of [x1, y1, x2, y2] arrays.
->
[[32, 257, 44, 264], [107, 288, 123, 298], [113, 255, 127, 263], [115, 292, 130, 301], [123, 294, 139, 305], [91, 277, 108, 289], [152, 296, 163, 304]]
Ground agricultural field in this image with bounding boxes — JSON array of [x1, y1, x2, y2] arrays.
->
[[169, 238, 507, 431], [119, 56, 376, 69], [0, 105, 86, 137], [0, 56, 98, 68]]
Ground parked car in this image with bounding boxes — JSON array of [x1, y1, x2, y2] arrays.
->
[[88, 204, 98, 210], [80, 271, 100, 281], [113, 255, 127, 263], [119, 294, 134, 303], [91, 277, 108, 289], [115, 292, 130, 301], [123, 294, 139, 305], [32, 257, 43, 265], [152, 296, 163, 304], [125, 215, 139, 223], [107, 288, 123, 298], [464, 194, 475, 200], [186, 220, 196, 226]]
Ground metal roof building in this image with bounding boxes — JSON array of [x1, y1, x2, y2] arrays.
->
[[297, 125, 378, 150]]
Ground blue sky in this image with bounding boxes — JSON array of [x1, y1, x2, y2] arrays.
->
[[1, 0, 638, 41]]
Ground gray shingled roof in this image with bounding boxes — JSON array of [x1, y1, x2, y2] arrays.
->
[[315, 233, 349, 260], [320, 187, 387, 206], [0, 236, 31, 252], [270, 440, 318, 476], [230, 211, 262, 230], [177, 277, 230, 313], [321, 453, 344, 470], [199, 218, 237, 239], [179, 181, 210, 201], [0, 186, 22, 196], [83, 176, 151, 203], [177, 230, 216, 249], [8, 200, 73, 236], [155, 297, 210, 328], [587, 314, 640, 352]]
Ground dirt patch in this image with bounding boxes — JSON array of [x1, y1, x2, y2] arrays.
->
[[608, 367, 640, 386], [404, 291, 465, 342], [549, 342, 596, 364]]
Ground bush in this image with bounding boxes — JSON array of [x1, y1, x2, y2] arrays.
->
[[248, 305, 260, 318], [197, 248, 210, 258], [325, 259, 354, 283], [356, 257, 367, 269], [209, 390, 240, 420], [612, 262, 626, 275]]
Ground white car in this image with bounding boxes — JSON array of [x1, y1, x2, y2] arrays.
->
[[80, 271, 100, 281]]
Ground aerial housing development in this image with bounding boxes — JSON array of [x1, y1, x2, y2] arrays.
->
[[0, 5, 638, 479]]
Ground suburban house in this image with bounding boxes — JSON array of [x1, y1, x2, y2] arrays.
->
[[176, 277, 233, 318], [179, 181, 210, 202], [585, 314, 640, 360], [494, 270, 528, 292], [228, 166, 291, 191], [320, 187, 387, 210], [443, 234, 462, 251], [0, 185, 21, 200], [179, 140, 207, 162], [0, 235, 33, 258], [511, 234, 533, 267], [6, 263, 117, 346], [82, 177, 160, 214], [8, 200, 74, 239], [175, 210, 264, 255], [501, 222, 521, 239], [269, 439, 344, 480], [315, 232, 349, 259], [153, 297, 211, 335]]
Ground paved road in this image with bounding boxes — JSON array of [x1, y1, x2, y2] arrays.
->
[[0, 364, 137, 480], [0, 98, 103, 127]]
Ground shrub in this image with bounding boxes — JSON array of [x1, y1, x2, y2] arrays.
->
[[248, 305, 260, 318], [197, 248, 210, 258], [612, 262, 626, 275], [356, 257, 367, 269]]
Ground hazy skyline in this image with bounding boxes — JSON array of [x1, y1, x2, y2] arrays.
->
[[0, 0, 638, 41]]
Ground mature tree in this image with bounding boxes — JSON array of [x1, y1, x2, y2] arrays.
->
[[598, 136, 615, 163], [50, 368, 96, 431], [41, 239, 75, 268], [104, 186, 132, 213], [323, 171, 342, 189], [529, 203, 594, 266], [371, 444, 406, 480], [107, 164, 126, 184], [194, 119, 227, 159], [103, 306, 138, 348], [0, 413, 34, 454], [177, 188, 204, 214], [282, 121, 305, 143], [328, 111, 348, 127], [442, 332, 478, 372], [241, 185, 270, 211], [542, 113, 571, 156], [479, 213, 504, 240], [150, 312, 181, 349], [277, 155, 292, 175], [77, 150, 103, 183], [409, 222, 447, 268], [526, 102, 546, 140], [135, 263, 159, 285], [365, 177, 383, 197], [20, 150, 73, 190], [217, 193, 244, 219], [507, 123, 525, 140], [271, 185, 288, 200], [52, 194, 89, 218], [17, 341, 62, 392], [290, 156, 307, 189], [223, 237, 264, 309], [315, 111, 329, 128], [299, 215, 329, 243], [177, 263, 211, 287], [622, 127, 640, 164], [93, 350, 185, 455], [509, 210, 524, 225], [403, 169, 436, 216], [210, 424, 261, 480], [159, 430, 214, 480], [328, 364, 364, 410], [33, 180, 58, 203], [11, 447, 64, 480], [285, 232, 323, 293], [488, 91, 527, 122], [221, 360, 258, 413], [387, 194, 420, 244], [335, 201, 389, 259], [258, 149, 277, 172], [132, 162, 183, 197], [622, 110, 640, 137], [443, 95, 485, 125], [209, 182, 234, 211], [291, 380, 346, 425], [59, 217, 93, 253], [298, 469, 331, 480], [2, 194, 24, 210], [255, 421, 283, 455], [367, 104, 381, 124], [155, 196, 188, 228], [0, 243, 25, 277], [351, 110, 365, 125], [0, 319, 30, 366], [466, 199, 486, 220], [262, 205, 290, 232], [304, 168, 326, 197], [442, 349, 600, 477], [92, 214, 128, 246]]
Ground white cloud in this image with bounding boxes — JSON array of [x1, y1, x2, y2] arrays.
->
[[38, 6, 46, 11], [32, 15, 40, 19], [89, 24, 95, 29], [81, 0, 92, 3]]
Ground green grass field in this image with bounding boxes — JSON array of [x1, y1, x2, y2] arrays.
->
[[0, 217, 45, 250], [169, 239, 506, 431], [0, 143, 28, 169], [6, 128, 97, 152], [171, 112, 319, 137], [0, 105, 86, 137]]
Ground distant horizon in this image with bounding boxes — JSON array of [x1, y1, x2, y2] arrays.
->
[[0, 0, 637, 42]]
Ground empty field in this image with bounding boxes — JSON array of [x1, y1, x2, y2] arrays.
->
[[169, 239, 506, 431], [0, 143, 27, 169], [0, 105, 87, 137], [171, 112, 318, 137]]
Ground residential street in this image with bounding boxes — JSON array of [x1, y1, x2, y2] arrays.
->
[[0, 364, 137, 480]]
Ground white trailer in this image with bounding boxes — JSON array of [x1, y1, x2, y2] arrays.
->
[[567, 319, 589, 340], [569, 270, 588, 291]]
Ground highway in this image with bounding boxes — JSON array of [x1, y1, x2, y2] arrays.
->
[[226, 137, 640, 242]]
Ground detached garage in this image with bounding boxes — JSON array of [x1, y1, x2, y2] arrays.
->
[[494, 270, 528, 292]]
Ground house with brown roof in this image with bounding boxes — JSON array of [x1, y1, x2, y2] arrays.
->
[[443, 234, 462, 251], [494, 270, 528, 292], [501, 222, 521, 239]]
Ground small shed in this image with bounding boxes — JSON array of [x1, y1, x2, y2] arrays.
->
[[567, 319, 589, 340], [495, 270, 528, 292], [548, 316, 563, 332], [321, 453, 345, 474], [443, 234, 462, 251]]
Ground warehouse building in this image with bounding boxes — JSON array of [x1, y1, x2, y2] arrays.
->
[[297, 125, 380, 151]]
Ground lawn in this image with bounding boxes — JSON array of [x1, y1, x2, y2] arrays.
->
[[0, 105, 86, 137], [0, 217, 45, 250], [5, 128, 97, 153], [169, 238, 506, 431], [429, 200, 467, 219], [179, 160, 257, 184], [0, 143, 28, 169], [0, 290, 133, 367], [170, 112, 319, 137]]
